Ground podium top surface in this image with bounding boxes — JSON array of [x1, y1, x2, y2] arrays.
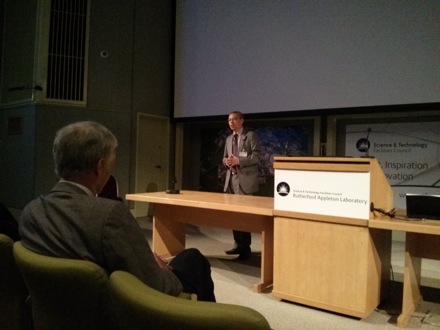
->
[[274, 156, 376, 164], [274, 156, 380, 172]]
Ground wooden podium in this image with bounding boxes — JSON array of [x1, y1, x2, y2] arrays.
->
[[272, 157, 392, 318]]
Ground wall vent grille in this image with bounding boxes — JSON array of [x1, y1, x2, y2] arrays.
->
[[46, 0, 88, 102]]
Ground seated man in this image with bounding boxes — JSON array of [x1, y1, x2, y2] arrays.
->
[[19, 121, 215, 302]]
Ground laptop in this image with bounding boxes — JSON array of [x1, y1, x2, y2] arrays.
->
[[406, 194, 440, 220]]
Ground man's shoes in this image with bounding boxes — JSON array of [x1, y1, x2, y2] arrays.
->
[[237, 247, 251, 261], [226, 246, 251, 260], [225, 247, 241, 255], [237, 247, 251, 260]]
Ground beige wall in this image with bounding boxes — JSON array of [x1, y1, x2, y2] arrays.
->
[[0, 0, 174, 209]]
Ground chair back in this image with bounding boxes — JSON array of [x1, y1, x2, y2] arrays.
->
[[13, 242, 119, 330], [0, 235, 30, 330], [98, 175, 122, 201], [109, 270, 271, 330]]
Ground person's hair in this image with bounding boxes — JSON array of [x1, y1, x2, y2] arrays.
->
[[53, 121, 118, 179], [228, 111, 244, 119]]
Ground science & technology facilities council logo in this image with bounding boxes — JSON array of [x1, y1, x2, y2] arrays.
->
[[355, 128, 371, 156], [276, 182, 290, 196], [356, 138, 370, 153]]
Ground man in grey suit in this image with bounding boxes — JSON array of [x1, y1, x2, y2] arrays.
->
[[223, 111, 261, 260], [19, 121, 215, 302]]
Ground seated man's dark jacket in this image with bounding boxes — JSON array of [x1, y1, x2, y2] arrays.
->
[[19, 181, 182, 296]]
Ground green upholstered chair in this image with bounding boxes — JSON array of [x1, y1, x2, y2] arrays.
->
[[0, 235, 31, 330], [109, 270, 272, 330], [13, 242, 120, 330]]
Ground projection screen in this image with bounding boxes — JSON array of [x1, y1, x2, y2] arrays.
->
[[174, 1, 440, 119]]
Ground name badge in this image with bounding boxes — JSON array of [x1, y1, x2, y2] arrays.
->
[[239, 151, 248, 157]]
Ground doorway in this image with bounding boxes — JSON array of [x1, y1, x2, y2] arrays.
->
[[134, 114, 169, 218]]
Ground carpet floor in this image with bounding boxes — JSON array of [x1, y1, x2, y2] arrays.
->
[[138, 217, 440, 330]]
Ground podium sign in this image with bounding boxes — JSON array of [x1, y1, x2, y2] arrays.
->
[[275, 169, 371, 220]]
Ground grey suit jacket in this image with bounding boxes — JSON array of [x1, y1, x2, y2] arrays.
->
[[19, 181, 182, 296], [223, 129, 261, 194]]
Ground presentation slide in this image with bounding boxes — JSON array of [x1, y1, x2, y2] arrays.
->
[[345, 122, 440, 209]]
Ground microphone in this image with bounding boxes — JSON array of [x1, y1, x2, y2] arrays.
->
[[166, 176, 180, 194]]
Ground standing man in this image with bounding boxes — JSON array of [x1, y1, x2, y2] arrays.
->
[[223, 111, 261, 260]]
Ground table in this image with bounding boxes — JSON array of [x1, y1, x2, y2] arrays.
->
[[126, 190, 274, 292], [369, 216, 440, 328]]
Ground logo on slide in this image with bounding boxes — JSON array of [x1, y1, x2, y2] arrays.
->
[[276, 182, 290, 196]]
